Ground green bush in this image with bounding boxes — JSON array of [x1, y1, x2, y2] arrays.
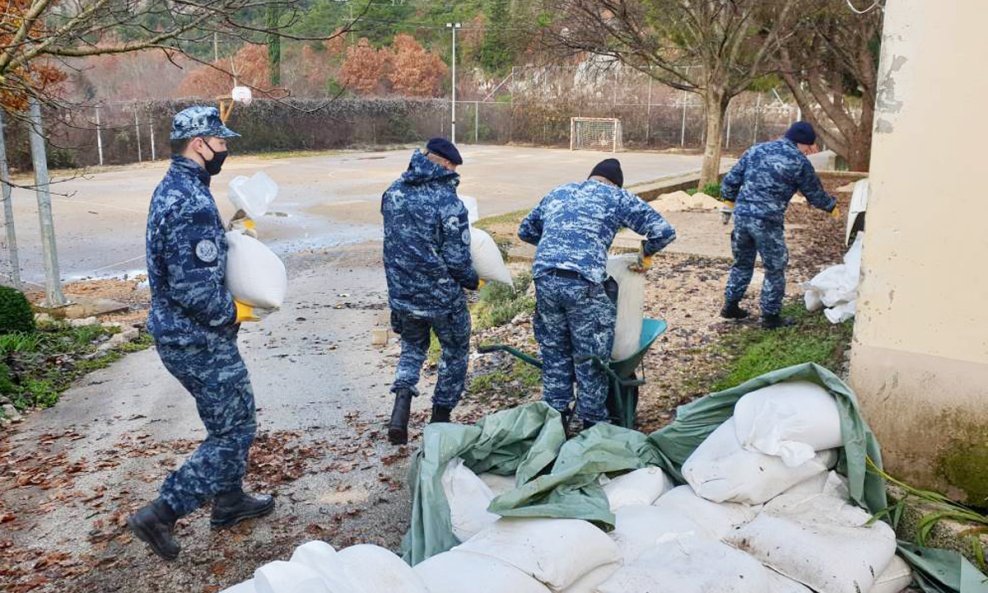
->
[[0, 286, 35, 334]]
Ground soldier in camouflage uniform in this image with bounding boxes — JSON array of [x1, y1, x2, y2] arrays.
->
[[519, 159, 676, 430], [720, 121, 840, 329], [382, 138, 479, 445], [128, 106, 274, 561]]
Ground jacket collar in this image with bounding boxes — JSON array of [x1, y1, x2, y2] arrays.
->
[[170, 154, 212, 187]]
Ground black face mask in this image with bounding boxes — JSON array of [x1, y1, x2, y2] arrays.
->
[[200, 140, 228, 176]]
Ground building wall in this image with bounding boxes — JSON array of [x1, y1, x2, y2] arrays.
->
[[849, 0, 988, 503]]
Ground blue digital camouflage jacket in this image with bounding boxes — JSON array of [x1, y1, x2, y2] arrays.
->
[[721, 138, 837, 223], [382, 150, 479, 317], [146, 156, 237, 346], [518, 179, 676, 284]]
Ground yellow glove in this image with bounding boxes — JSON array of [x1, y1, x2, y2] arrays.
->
[[235, 301, 274, 323], [476, 279, 486, 290], [630, 249, 652, 273], [830, 205, 841, 221], [228, 210, 258, 239]]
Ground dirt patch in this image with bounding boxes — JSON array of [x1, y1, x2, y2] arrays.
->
[[25, 276, 150, 327]]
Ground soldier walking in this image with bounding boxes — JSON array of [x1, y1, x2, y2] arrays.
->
[[382, 138, 480, 445], [720, 122, 841, 328], [128, 106, 274, 560]]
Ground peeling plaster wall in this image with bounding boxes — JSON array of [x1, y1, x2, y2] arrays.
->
[[849, 0, 988, 502]]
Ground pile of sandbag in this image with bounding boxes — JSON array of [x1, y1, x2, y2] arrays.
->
[[222, 380, 913, 593], [461, 195, 513, 285], [650, 190, 722, 212], [802, 234, 863, 323]]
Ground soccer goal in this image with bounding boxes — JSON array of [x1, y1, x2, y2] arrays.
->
[[570, 117, 623, 152]]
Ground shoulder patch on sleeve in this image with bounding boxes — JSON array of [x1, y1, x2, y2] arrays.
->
[[461, 229, 471, 245], [193, 238, 219, 266]]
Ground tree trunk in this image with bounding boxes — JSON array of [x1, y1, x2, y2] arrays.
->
[[698, 88, 727, 189]]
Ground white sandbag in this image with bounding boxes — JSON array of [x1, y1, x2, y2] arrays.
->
[[289, 541, 355, 593], [824, 300, 856, 324], [460, 195, 480, 224], [651, 485, 760, 540], [870, 555, 913, 593], [602, 467, 674, 511], [255, 561, 331, 593], [469, 227, 513, 285], [221, 580, 258, 593], [611, 504, 714, 563], [335, 545, 429, 593], [561, 563, 619, 593], [682, 418, 838, 504], [733, 381, 843, 467], [414, 550, 551, 593], [803, 234, 863, 323], [455, 518, 620, 591], [229, 171, 278, 220], [605, 254, 645, 361], [597, 537, 771, 593], [781, 471, 851, 500], [225, 231, 288, 310], [441, 458, 499, 542], [479, 472, 517, 496], [767, 570, 813, 593], [725, 493, 897, 593]]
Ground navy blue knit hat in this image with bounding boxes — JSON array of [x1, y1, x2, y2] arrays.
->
[[785, 121, 816, 145], [426, 137, 463, 165], [589, 158, 624, 188]]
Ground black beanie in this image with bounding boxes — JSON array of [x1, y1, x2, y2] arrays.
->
[[589, 158, 623, 188], [785, 121, 816, 145]]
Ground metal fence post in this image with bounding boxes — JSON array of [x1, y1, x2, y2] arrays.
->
[[725, 106, 732, 149], [95, 106, 104, 167], [474, 101, 479, 144], [645, 76, 653, 146], [680, 91, 688, 147], [0, 110, 21, 289], [28, 98, 66, 307], [752, 93, 762, 145], [134, 108, 143, 163], [148, 106, 156, 161]]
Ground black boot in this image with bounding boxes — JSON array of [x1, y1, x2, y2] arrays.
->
[[388, 388, 414, 445], [761, 314, 795, 329], [720, 301, 750, 320], [430, 405, 452, 424], [211, 489, 275, 528], [127, 499, 180, 561]]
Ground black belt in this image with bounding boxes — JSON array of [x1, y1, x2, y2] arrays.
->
[[545, 268, 584, 280]]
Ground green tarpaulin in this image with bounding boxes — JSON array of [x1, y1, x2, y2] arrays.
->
[[400, 363, 988, 593]]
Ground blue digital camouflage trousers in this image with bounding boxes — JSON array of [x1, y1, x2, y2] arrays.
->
[[725, 216, 789, 316], [533, 274, 616, 424], [156, 338, 256, 517], [390, 306, 471, 409]]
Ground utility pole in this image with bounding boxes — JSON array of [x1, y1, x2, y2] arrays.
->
[[446, 22, 461, 144], [28, 98, 65, 307]]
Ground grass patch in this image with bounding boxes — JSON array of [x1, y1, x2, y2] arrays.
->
[[467, 358, 541, 402], [710, 303, 853, 392], [471, 273, 535, 332], [0, 322, 154, 413], [473, 209, 529, 232]]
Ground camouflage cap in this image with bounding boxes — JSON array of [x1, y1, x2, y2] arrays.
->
[[169, 106, 240, 141]]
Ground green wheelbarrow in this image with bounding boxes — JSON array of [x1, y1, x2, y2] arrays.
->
[[476, 318, 668, 429]]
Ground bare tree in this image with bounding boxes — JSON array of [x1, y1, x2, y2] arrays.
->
[[775, 1, 882, 171], [540, 0, 798, 188], [0, 0, 363, 116]]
